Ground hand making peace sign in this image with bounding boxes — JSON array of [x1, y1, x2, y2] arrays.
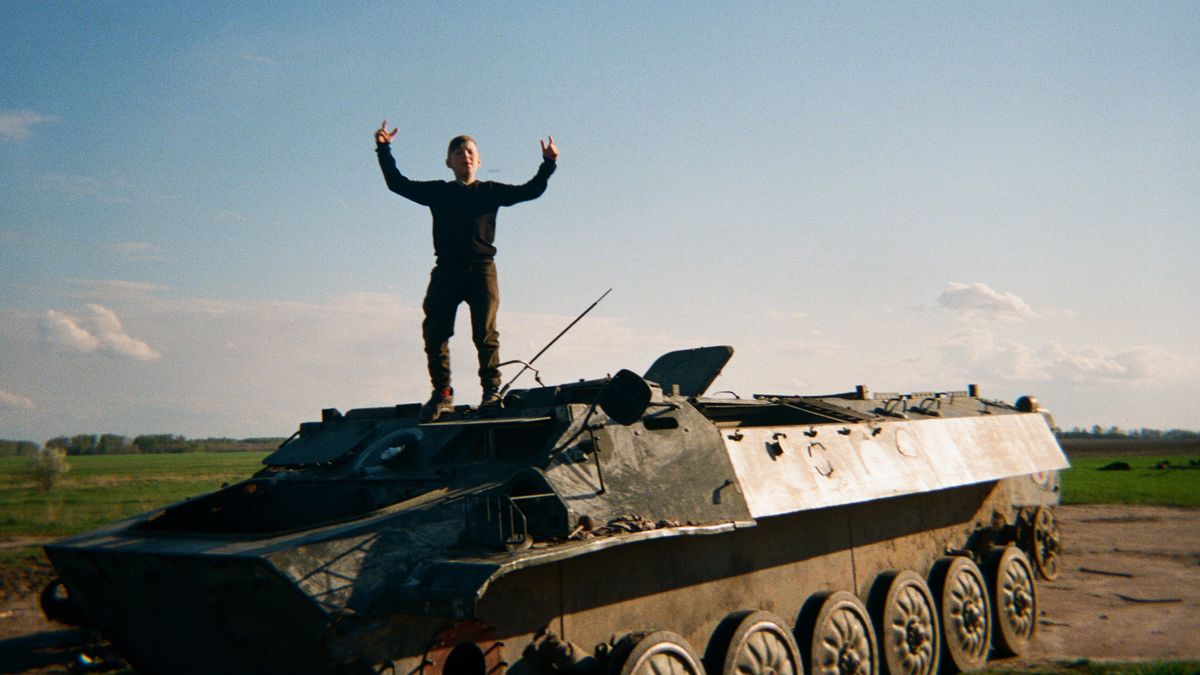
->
[[540, 136, 559, 161], [375, 120, 398, 145]]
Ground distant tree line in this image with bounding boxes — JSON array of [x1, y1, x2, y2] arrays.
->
[[0, 435, 284, 456], [4, 425, 1196, 457], [0, 440, 39, 457], [1056, 426, 1200, 440]]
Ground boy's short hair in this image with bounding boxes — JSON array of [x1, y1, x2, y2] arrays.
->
[[447, 135, 477, 156]]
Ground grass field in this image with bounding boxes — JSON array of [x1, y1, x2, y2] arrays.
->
[[0, 452, 267, 539], [1057, 437, 1200, 508], [1060, 454, 1200, 508]]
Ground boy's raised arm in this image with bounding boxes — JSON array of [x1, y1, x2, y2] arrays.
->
[[375, 119, 439, 206], [493, 136, 559, 207]]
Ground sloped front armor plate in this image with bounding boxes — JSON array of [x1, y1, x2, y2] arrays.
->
[[724, 413, 1068, 518]]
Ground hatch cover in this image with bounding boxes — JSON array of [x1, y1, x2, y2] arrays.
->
[[644, 345, 734, 397], [264, 421, 374, 467]]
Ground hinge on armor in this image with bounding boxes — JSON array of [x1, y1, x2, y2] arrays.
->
[[874, 395, 911, 419]]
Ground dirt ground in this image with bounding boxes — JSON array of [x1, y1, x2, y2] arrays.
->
[[1, 504, 1198, 673], [1005, 504, 1200, 666]]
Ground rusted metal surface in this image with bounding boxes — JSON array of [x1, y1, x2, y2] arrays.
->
[[42, 345, 1068, 675]]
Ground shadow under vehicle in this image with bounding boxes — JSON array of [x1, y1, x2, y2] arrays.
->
[[43, 346, 1067, 675]]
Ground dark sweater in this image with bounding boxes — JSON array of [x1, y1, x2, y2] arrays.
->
[[376, 143, 556, 263]]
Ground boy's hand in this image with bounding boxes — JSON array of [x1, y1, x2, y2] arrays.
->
[[540, 136, 558, 161], [375, 120, 398, 145]]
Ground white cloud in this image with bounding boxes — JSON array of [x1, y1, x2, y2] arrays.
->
[[0, 110, 52, 140], [941, 329, 1046, 381], [940, 328, 1192, 385], [1038, 343, 1159, 383], [42, 304, 161, 362], [87, 305, 162, 361], [936, 282, 1034, 321], [0, 389, 34, 410], [44, 310, 102, 352]]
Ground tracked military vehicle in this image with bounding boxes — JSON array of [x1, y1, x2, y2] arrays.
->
[[44, 346, 1067, 675]]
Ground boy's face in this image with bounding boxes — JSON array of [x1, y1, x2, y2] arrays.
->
[[446, 140, 481, 183]]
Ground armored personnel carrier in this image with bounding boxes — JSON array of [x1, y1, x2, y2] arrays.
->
[[44, 346, 1067, 675]]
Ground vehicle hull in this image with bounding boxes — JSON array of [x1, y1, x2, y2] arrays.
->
[[47, 475, 1042, 674]]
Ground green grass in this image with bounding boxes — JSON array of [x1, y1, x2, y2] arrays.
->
[[0, 452, 268, 538], [1060, 455, 1200, 508], [0, 546, 46, 571]]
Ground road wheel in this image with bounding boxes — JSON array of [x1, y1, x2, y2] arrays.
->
[[930, 557, 990, 673], [986, 546, 1038, 657], [1025, 507, 1061, 581], [799, 591, 878, 675], [39, 578, 87, 627], [612, 630, 704, 675], [870, 571, 939, 675], [420, 620, 505, 675], [708, 610, 802, 675]]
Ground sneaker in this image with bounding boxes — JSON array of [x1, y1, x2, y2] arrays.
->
[[419, 387, 454, 422], [480, 386, 501, 407]]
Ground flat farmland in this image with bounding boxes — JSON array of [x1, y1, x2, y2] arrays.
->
[[1058, 438, 1200, 508], [1059, 437, 1200, 457], [0, 452, 269, 540]]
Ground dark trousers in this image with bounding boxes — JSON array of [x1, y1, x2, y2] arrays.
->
[[422, 260, 500, 391]]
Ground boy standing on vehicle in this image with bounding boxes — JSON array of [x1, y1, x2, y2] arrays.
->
[[374, 121, 558, 422]]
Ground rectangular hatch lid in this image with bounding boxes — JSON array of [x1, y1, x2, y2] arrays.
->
[[644, 345, 734, 397]]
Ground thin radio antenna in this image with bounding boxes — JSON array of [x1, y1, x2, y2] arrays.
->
[[498, 288, 612, 396]]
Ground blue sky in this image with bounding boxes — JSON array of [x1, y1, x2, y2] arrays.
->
[[2, 2, 1197, 441]]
